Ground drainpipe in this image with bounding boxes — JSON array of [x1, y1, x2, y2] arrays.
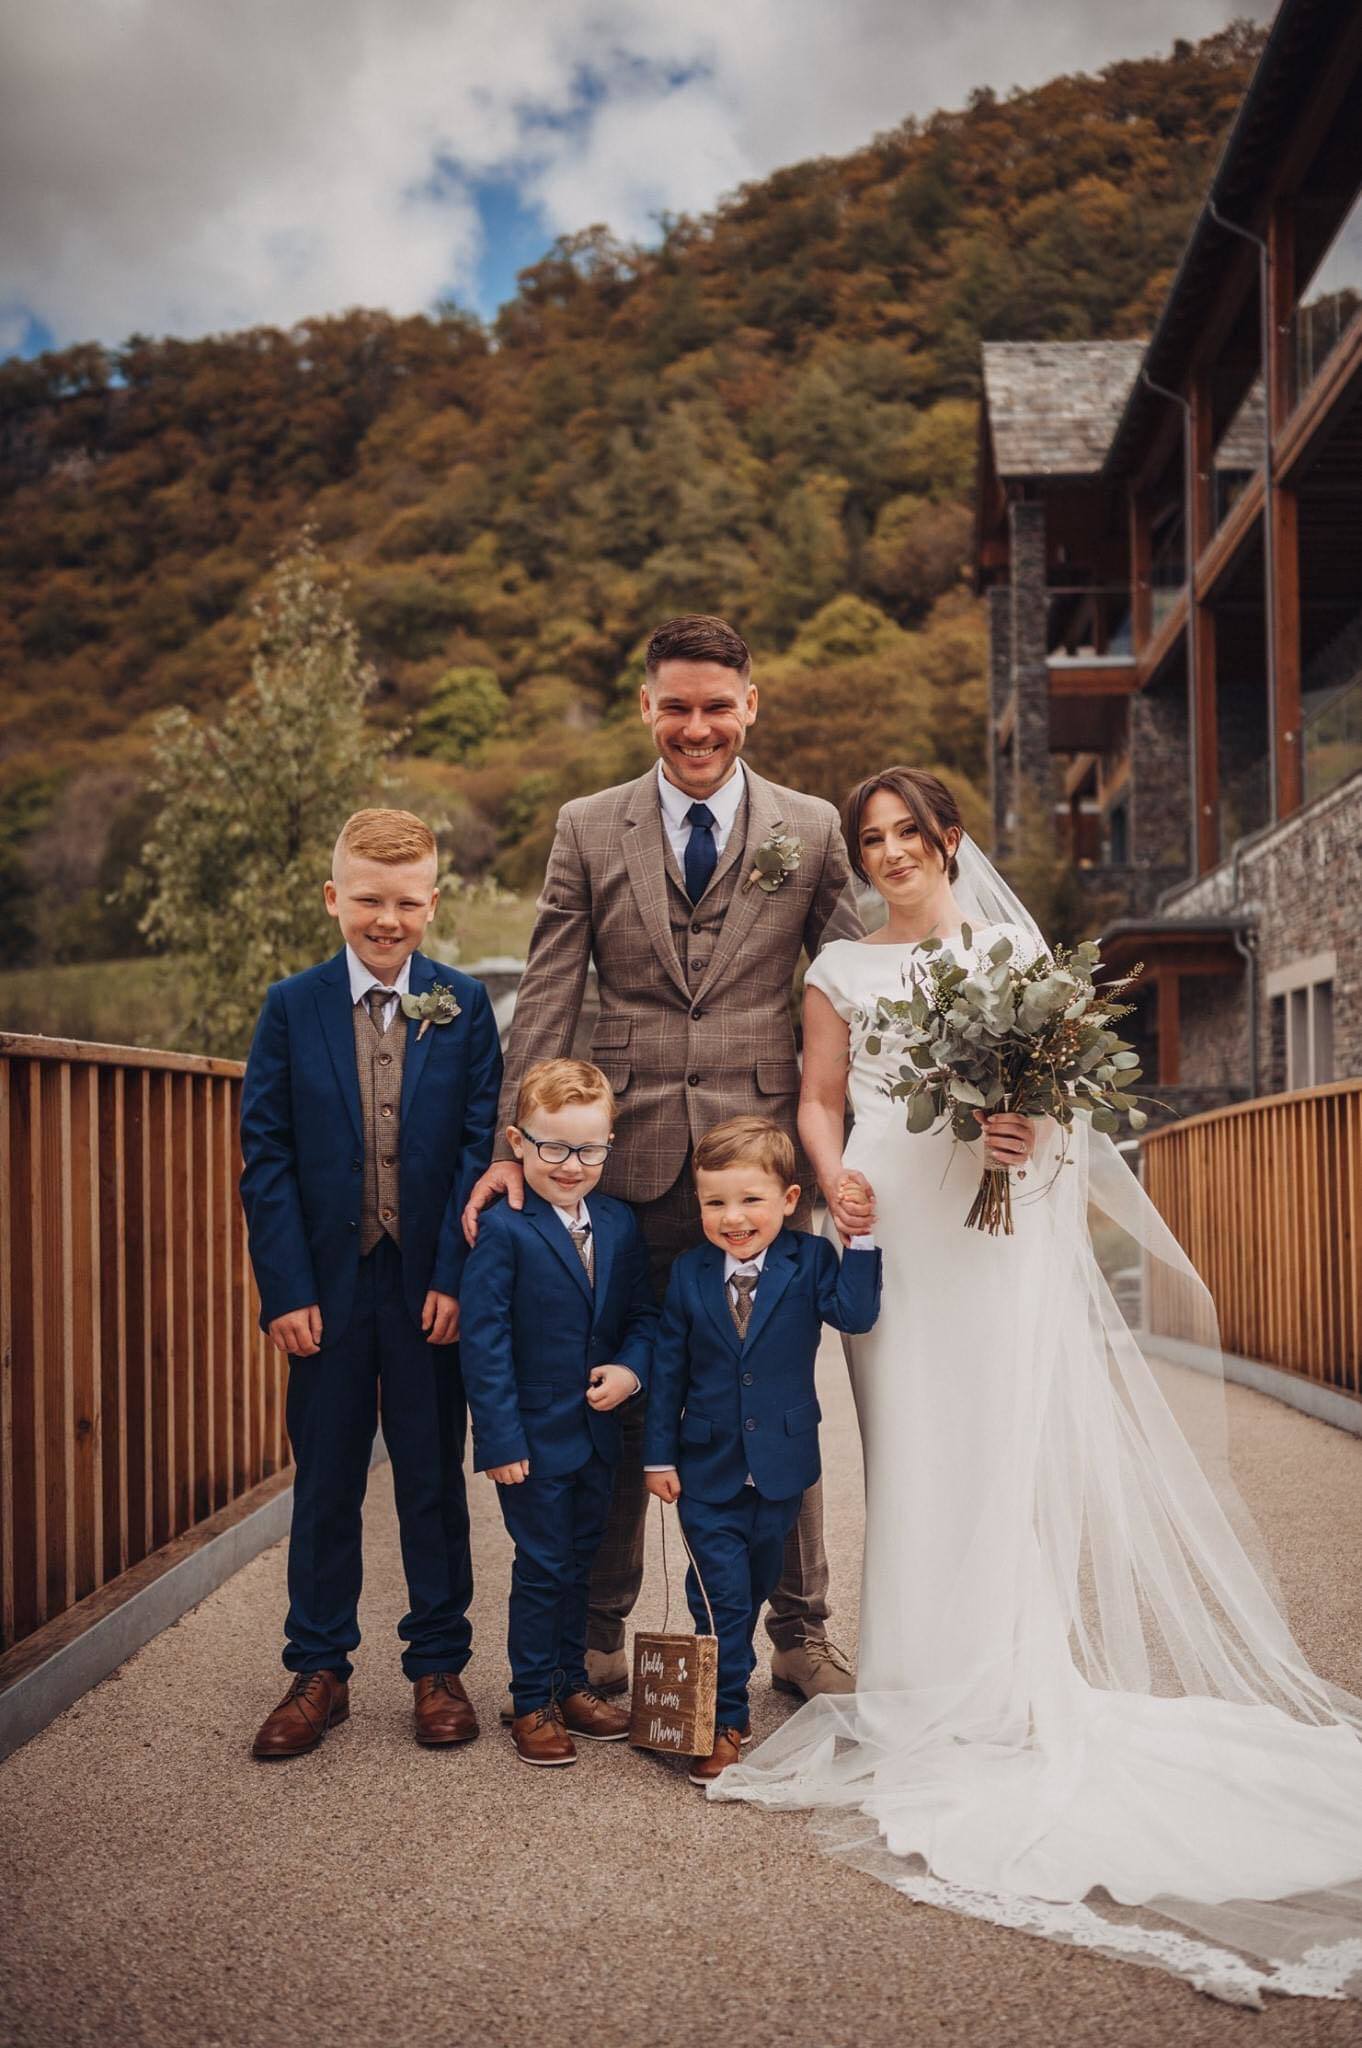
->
[[1208, 199, 1279, 825], [1229, 832, 1261, 1099], [1140, 368, 1198, 881]]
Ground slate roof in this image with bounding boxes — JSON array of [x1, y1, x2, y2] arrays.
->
[[982, 341, 1147, 479]]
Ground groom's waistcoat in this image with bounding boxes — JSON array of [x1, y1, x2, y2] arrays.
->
[[496, 767, 864, 1206], [352, 1001, 406, 1254]]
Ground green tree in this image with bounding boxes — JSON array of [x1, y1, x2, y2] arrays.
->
[[138, 535, 387, 1054], [413, 666, 508, 761]]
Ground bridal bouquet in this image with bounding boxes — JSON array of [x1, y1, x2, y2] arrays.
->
[[864, 927, 1146, 1234]]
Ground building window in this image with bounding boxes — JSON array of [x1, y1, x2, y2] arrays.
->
[[1267, 955, 1336, 1091], [1106, 799, 1130, 866]]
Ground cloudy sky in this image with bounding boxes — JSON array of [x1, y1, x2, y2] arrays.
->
[[0, 0, 1273, 358]]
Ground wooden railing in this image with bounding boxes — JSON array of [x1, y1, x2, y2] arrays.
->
[[0, 1034, 287, 1652], [1142, 1079, 1362, 1394]]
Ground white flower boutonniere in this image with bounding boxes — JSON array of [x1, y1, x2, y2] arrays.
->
[[401, 984, 462, 1040], [744, 828, 803, 895]]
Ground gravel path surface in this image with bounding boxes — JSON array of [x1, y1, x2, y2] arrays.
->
[[3, 1338, 1361, 2048]]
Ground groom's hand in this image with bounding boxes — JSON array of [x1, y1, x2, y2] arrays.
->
[[461, 1160, 525, 1246], [268, 1305, 323, 1356]]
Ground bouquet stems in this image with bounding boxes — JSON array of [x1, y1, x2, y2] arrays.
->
[[965, 1165, 1014, 1236]]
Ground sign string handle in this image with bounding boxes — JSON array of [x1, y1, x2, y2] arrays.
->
[[654, 1495, 715, 1638]]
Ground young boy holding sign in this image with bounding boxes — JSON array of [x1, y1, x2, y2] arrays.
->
[[644, 1116, 881, 1785]]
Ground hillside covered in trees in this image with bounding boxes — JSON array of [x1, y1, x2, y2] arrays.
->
[[0, 24, 1261, 964]]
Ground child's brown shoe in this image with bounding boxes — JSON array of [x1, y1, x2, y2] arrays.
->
[[688, 1725, 747, 1786], [560, 1687, 630, 1741], [512, 1703, 577, 1767]]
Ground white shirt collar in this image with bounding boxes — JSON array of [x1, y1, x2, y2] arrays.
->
[[656, 757, 746, 835], [550, 1198, 592, 1234], [723, 1242, 768, 1284], [345, 945, 414, 1005]]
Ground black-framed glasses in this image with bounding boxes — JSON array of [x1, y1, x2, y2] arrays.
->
[[519, 1130, 613, 1168]]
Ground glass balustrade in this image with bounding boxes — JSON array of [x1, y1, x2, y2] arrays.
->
[[1044, 586, 1133, 663], [1293, 189, 1362, 408], [1302, 670, 1362, 803]]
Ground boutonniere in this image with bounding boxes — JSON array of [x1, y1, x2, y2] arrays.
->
[[744, 828, 803, 895], [400, 984, 461, 1040]]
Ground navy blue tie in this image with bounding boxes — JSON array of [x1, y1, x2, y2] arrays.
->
[[684, 802, 718, 904]]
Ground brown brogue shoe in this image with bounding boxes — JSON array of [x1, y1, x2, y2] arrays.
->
[[252, 1670, 349, 1759], [511, 1703, 577, 1767], [413, 1672, 479, 1746], [688, 1724, 746, 1786], [560, 1686, 630, 1741]]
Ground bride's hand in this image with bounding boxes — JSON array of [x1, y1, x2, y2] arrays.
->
[[975, 1111, 1035, 1168], [827, 1169, 876, 1241]]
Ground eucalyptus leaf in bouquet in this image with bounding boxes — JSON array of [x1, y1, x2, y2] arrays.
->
[[863, 924, 1148, 1233]]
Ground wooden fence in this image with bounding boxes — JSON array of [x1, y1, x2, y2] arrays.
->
[[1142, 1078, 1362, 1394], [0, 1034, 287, 1653]]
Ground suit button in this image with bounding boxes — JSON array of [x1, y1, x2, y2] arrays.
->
[[692, 960, 706, 972], [348, 1221, 357, 1232], [379, 1053, 393, 1067], [691, 922, 703, 935], [687, 1073, 700, 1087], [691, 1006, 703, 1020], [742, 1372, 754, 1386], [383, 1156, 396, 1168], [381, 1207, 395, 1221], [351, 1160, 361, 1172], [744, 1417, 757, 1432], [380, 1104, 394, 1118]]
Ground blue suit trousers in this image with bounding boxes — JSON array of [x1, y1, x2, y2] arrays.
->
[[497, 1452, 615, 1714], [678, 1485, 802, 1727], [283, 1237, 473, 1681]]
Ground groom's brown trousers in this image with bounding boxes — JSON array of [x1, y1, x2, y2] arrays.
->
[[585, 1157, 828, 1657]]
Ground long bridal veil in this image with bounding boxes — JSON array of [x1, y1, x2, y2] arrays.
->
[[714, 836, 1362, 2006]]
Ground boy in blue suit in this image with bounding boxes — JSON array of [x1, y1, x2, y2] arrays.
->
[[460, 1060, 657, 1767], [240, 809, 502, 1759], [644, 1115, 880, 1785]]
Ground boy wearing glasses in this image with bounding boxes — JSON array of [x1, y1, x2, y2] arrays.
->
[[459, 1059, 658, 1765]]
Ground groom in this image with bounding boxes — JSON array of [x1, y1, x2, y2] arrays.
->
[[463, 613, 866, 1700]]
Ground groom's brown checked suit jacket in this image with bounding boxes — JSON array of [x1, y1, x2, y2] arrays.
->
[[495, 763, 864, 1204]]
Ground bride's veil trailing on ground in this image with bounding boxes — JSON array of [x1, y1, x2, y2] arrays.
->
[[715, 836, 1362, 2007]]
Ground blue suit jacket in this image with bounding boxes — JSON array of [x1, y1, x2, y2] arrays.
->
[[239, 948, 502, 1344], [643, 1227, 881, 1503], [459, 1188, 657, 1476]]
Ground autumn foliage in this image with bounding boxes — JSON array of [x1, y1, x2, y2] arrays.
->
[[0, 26, 1261, 962]]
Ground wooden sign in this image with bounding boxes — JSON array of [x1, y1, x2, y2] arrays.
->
[[628, 1628, 718, 1757]]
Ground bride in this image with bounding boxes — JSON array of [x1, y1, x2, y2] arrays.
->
[[713, 766, 1362, 2006]]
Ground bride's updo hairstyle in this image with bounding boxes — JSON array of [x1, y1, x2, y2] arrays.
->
[[842, 767, 963, 885]]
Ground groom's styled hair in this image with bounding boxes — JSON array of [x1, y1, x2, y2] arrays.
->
[[644, 614, 751, 685]]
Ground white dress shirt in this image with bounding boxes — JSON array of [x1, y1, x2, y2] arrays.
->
[[345, 945, 412, 1032], [656, 758, 747, 870], [546, 1195, 640, 1396]]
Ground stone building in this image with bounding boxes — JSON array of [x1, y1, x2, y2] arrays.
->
[[976, 0, 1362, 1115]]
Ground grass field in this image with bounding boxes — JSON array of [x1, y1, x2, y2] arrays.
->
[[0, 893, 540, 1057]]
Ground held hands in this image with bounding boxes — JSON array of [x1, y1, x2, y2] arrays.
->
[[975, 1111, 1037, 1169], [268, 1305, 323, 1357], [645, 1469, 682, 1504], [461, 1160, 525, 1246], [586, 1365, 638, 1411], [826, 1168, 876, 1243], [488, 1459, 530, 1485], [422, 1290, 460, 1345]]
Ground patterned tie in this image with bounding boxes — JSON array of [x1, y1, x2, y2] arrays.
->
[[366, 987, 398, 1034], [684, 802, 718, 904], [568, 1220, 594, 1284], [729, 1270, 758, 1339]]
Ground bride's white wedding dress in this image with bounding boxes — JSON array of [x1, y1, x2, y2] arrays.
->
[[713, 914, 1362, 2006]]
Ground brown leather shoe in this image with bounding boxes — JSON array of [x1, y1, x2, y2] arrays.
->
[[252, 1670, 349, 1759], [688, 1725, 746, 1786], [413, 1672, 479, 1746], [560, 1686, 630, 1741], [512, 1703, 577, 1767]]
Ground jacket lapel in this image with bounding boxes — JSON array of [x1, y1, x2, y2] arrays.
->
[[697, 1244, 742, 1355], [586, 1195, 614, 1327], [314, 949, 363, 1145], [524, 1189, 594, 1308], [399, 952, 436, 1125], [695, 770, 786, 998], [621, 772, 691, 1003], [740, 1230, 798, 1354]]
